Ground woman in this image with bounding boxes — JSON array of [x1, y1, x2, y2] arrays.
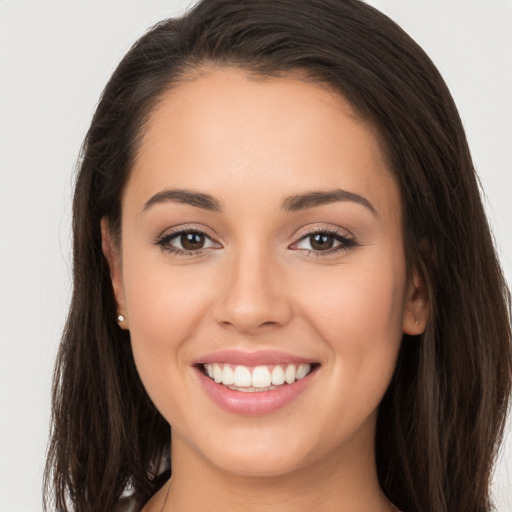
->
[[44, 1, 512, 511]]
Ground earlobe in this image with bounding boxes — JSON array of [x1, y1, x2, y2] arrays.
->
[[101, 218, 129, 329], [402, 269, 429, 335]]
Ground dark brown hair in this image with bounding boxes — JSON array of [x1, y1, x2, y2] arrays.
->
[[44, 1, 512, 511]]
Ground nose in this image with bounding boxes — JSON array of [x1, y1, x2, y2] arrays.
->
[[212, 244, 293, 335]]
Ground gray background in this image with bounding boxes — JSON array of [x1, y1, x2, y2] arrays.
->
[[1, 1, 510, 510]]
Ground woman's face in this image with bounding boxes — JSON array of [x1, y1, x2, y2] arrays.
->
[[104, 68, 426, 478]]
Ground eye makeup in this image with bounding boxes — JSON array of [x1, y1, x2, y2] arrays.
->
[[153, 224, 357, 258]]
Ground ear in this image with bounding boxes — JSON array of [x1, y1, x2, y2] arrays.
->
[[101, 217, 129, 329], [402, 267, 429, 335]]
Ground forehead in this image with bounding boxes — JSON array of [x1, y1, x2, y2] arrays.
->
[[126, 67, 399, 219]]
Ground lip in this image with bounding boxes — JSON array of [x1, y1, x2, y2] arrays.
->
[[193, 353, 319, 416], [193, 349, 316, 366]]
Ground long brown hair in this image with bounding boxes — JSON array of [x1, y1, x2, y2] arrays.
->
[[44, 1, 512, 511]]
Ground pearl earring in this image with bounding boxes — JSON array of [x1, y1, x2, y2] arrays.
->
[[117, 314, 125, 323]]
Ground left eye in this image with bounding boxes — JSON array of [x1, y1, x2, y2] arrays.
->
[[157, 230, 218, 252], [293, 232, 353, 252]]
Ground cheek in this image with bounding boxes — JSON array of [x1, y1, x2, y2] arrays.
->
[[296, 255, 407, 365], [124, 250, 213, 333], [121, 255, 216, 396], [294, 256, 407, 432]]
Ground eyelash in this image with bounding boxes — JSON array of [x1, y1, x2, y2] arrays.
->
[[291, 227, 357, 256], [154, 228, 219, 256], [154, 227, 357, 257]]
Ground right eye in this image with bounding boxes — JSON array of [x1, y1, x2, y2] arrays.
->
[[156, 229, 220, 255]]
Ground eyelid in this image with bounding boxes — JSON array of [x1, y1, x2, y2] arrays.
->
[[289, 224, 357, 255], [153, 224, 222, 254], [155, 223, 220, 241], [293, 224, 353, 240], [153, 223, 355, 256]]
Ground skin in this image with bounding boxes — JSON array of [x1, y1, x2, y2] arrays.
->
[[102, 68, 428, 512]]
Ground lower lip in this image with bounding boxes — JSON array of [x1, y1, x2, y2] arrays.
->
[[195, 367, 317, 416]]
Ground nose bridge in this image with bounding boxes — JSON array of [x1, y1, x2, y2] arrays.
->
[[213, 238, 291, 333]]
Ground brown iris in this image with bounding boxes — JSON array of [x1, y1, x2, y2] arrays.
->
[[309, 233, 335, 251], [181, 232, 205, 250]]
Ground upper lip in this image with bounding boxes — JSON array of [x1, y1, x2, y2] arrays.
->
[[193, 350, 317, 366]]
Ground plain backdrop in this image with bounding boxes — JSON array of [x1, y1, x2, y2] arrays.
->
[[0, 1, 510, 510]]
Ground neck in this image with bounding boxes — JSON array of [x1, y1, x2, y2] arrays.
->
[[149, 425, 394, 512]]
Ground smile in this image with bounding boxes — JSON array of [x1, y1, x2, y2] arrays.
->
[[194, 351, 319, 415], [202, 363, 313, 391]]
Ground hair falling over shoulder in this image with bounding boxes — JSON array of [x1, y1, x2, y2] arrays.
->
[[44, 1, 512, 511]]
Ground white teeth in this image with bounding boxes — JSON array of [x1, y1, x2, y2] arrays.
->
[[284, 364, 296, 384], [203, 362, 313, 388], [222, 365, 234, 385], [252, 366, 272, 388], [296, 363, 311, 380], [233, 365, 252, 387], [213, 363, 223, 383], [271, 365, 285, 385]]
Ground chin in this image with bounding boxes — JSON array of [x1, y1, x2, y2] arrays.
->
[[211, 450, 313, 479], [187, 426, 324, 479]]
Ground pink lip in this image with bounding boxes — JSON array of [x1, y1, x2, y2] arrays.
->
[[193, 349, 315, 366], [194, 364, 318, 416]]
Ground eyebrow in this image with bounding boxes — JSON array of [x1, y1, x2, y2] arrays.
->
[[282, 189, 377, 215], [143, 189, 223, 212], [142, 187, 377, 216]]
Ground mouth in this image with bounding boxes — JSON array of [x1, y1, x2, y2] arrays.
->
[[198, 362, 318, 392], [193, 350, 320, 414]]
